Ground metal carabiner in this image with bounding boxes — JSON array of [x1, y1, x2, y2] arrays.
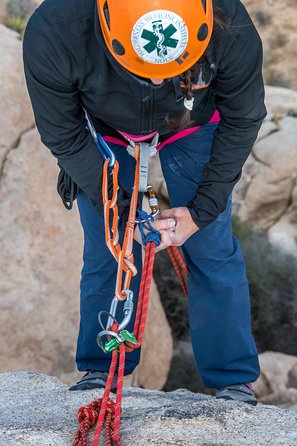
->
[[97, 290, 134, 352], [97, 133, 116, 168], [96, 329, 124, 352], [118, 290, 134, 331], [106, 296, 119, 330], [147, 185, 159, 216], [135, 185, 159, 224], [85, 110, 116, 168]]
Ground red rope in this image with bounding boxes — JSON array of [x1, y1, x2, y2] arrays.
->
[[131, 241, 156, 346], [73, 243, 189, 446], [73, 140, 190, 445], [166, 246, 188, 297], [73, 242, 157, 446], [73, 398, 116, 446]]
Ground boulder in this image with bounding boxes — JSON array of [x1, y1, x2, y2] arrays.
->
[[267, 183, 297, 257], [0, 1, 6, 24], [254, 352, 297, 398], [288, 364, 297, 389], [0, 127, 83, 383], [259, 388, 297, 407], [264, 86, 297, 116], [233, 87, 297, 256], [1, 371, 297, 446], [236, 116, 297, 229], [0, 24, 35, 172]]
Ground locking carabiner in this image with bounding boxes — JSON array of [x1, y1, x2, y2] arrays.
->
[[147, 185, 159, 217], [135, 185, 159, 223]]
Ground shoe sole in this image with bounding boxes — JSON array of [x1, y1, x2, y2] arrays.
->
[[69, 379, 117, 393]]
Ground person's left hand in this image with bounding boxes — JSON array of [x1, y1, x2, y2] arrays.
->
[[152, 207, 199, 251]]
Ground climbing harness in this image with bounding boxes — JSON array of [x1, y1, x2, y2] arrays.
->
[[73, 122, 188, 446], [126, 134, 159, 192]]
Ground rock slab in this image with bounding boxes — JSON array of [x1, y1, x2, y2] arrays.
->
[[1, 372, 297, 446]]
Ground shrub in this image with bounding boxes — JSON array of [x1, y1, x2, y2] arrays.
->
[[268, 32, 288, 49], [264, 68, 291, 88], [5, 14, 26, 34], [5, 0, 36, 34], [254, 10, 272, 27], [263, 49, 291, 88], [6, 0, 36, 20]]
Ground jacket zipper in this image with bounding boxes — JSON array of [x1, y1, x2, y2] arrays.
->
[[140, 81, 155, 134]]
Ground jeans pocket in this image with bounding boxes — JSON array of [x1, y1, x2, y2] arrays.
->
[[161, 150, 208, 186]]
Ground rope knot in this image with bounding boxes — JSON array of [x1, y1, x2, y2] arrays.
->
[[106, 399, 116, 415], [77, 405, 98, 426], [137, 209, 161, 248]]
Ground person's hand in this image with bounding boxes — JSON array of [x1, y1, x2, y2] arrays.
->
[[152, 207, 199, 251], [134, 216, 176, 248]]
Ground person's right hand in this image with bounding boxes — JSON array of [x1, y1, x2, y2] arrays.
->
[[134, 217, 176, 251]]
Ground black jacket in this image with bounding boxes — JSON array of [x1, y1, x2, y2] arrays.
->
[[23, 0, 266, 228]]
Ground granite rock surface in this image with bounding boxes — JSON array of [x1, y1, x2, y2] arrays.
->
[[1, 372, 297, 446]]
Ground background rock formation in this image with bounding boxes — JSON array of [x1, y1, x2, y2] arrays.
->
[[233, 87, 297, 257], [255, 351, 297, 409], [245, 0, 297, 90]]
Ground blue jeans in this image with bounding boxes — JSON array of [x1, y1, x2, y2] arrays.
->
[[76, 123, 260, 388]]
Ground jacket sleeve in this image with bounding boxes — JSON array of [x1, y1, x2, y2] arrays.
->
[[187, 2, 267, 229], [23, 10, 104, 207]]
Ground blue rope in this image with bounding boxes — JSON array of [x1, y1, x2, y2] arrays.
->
[[137, 209, 161, 248]]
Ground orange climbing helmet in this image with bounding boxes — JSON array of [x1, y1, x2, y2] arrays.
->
[[96, 0, 213, 79]]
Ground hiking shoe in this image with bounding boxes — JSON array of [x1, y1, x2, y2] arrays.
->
[[69, 371, 117, 392], [216, 383, 257, 406]]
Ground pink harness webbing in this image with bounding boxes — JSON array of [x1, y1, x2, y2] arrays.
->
[[103, 110, 220, 150]]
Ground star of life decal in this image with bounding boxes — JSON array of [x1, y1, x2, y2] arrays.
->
[[131, 10, 188, 64]]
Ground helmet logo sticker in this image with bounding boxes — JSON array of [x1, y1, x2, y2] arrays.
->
[[132, 10, 188, 64]]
